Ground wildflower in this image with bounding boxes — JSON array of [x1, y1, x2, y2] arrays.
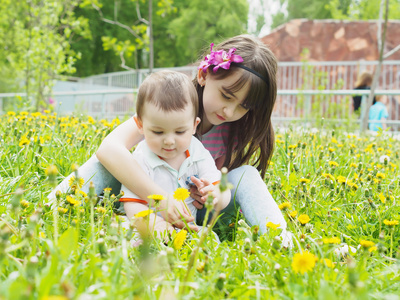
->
[[289, 211, 298, 218], [39, 232, 46, 238], [328, 147, 335, 153], [336, 176, 346, 184], [148, 194, 166, 202], [378, 193, 386, 204], [323, 237, 341, 244], [331, 137, 338, 144], [278, 202, 291, 210], [350, 163, 357, 168], [346, 180, 358, 190], [96, 207, 107, 213], [7, 111, 16, 116], [134, 209, 154, 218], [291, 251, 317, 274], [368, 246, 378, 252], [328, 161, 339, 167], [322, 173, 335, 181], [20, 199, 30, 208], [376, 172, 385, 179], [103, 187, 112, 192], [66, 195, 81, 206], [78, 190, 87, 198], [298, 214, 310, 225], [58, 207, 68, 214], [68, 176, 84, 190], [377, 147, 384, 152], [350, 143, 356, 148], [288, 144, 297, 149], [173, 229, 187, 250], [383, 219, 399, 227], [299, 178, 310, 184], [321, 258, 335, 268], [266, 222, 280, 230], [173, 188, 190, 201], [359, 240, 375, 248], [331, 207, 341, 212], [19, 136, 30, 147]]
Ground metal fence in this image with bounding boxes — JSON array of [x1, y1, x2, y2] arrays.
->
[[79, 60, 400, 91], [2, 89, 399, 130]]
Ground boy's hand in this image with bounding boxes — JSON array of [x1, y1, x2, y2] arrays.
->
[[158, 196, 198, 232], [190, 176, 216, 209]]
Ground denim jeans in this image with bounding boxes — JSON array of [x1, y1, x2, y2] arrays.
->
[[196, 165, 287, 235]]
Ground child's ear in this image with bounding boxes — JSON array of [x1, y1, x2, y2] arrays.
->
[[192, 117, 201, 134], [197, 69, 207, 87], [134, 116, 144, 134]]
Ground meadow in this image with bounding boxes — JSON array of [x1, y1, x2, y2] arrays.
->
[[0, 110, 399, 299]]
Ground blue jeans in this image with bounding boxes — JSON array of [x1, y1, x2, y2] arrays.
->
[[196, 165, 287, 234], [49, 157, 286, 235]]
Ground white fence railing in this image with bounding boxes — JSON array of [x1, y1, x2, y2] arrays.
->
[[2, 89, 400, 130]]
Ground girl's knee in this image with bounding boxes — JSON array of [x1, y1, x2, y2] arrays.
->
[[228, 165, 262, 189]]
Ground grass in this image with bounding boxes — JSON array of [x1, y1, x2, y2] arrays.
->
[[0, 110, 400, 299]]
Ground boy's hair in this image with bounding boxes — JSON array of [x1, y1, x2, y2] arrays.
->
[[137, 70, 198, 120], [195, 34, 277, 177], [355, 71, 373, 88]]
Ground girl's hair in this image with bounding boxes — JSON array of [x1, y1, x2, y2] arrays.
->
[[137, 70, 198, 120], [195, 35, 277, 177], [355, 71, 373, 88]]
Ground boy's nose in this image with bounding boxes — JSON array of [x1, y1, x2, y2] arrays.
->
[[164, 136, 174, 145]]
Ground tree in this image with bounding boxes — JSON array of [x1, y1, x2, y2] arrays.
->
[[0, 0, 90, 110]]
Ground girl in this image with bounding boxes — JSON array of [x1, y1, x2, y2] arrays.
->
[[52, 35, 287, 237]]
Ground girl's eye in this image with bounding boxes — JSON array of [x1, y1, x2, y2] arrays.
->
[[240, 103, 249, 110], [221, 92, 230, 100]]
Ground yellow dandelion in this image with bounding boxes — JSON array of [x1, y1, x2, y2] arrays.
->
[[20, 199, 30, 208], [368, 246, 378, 253], [96, 207, 107, 213], [337, 144, 344, 148], [148, 194, 166, 201], [66, 195, 81, 206], [288, 144, 297, 149], [298, 214, 311, 225], [103, 187, 112, 192], [7, 111, 16, 116], [331, 137, 338, 144], [336, 176, 346, 184], [173, 229, 187, 250], [328, 161, 339, 167], [19, 136, 30, 147], [328, 147, 335, 153], [299, 178, 310, 184], [322, 173, 335, 181], [45, 166, 58, 177], [332, 207, 341, 212], [376, 172, 385, 179], [321, 258, 335, 268], [359, 240, 375, 248], [378, 193, 386, 204], [350, 163, 357, 168], [68, 176, 85, 190], [278, 202, 291, 210], [266, 222, 280, 230], [350, 143, 356, 148], [383, 219, 399, 227], [39, 232, 46, 238], [289, 210, 298, 218], [173, 187, 190, 201], [322, 237, 341, 244], [291, 251, 317, 274], [134, 209, 154, 218], [58, 207, 68, 214]]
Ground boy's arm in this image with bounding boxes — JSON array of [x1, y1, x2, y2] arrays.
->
[[124, 202, 150, 220], [96, 118, 195, 228]]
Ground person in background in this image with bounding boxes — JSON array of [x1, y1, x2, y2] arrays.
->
[[353, 71, 376, 112], [369, 95, 389, 131]]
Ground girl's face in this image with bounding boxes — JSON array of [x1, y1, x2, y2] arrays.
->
[[198, 70, 250, 129]]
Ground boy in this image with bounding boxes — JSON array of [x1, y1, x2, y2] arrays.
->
[[120, 70, 230, 234]]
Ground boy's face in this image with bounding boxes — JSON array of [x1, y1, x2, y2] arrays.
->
[[137, 102, 200, 161]]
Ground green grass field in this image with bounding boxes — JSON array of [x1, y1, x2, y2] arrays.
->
[[1, 111, 399, 299]]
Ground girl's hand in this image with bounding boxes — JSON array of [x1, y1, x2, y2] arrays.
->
[[159, 197, 198, 232], [190, 176, 215, 209]]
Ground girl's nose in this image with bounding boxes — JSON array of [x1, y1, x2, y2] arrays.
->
[[223, 106, 234, 119]]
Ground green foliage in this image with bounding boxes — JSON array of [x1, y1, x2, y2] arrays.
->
[[1, 110, 400, 298], [0, 0, 90, 111]]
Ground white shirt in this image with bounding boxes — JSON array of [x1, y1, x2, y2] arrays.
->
[[120, 136, 221, 218]]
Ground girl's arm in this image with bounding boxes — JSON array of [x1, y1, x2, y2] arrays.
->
[[96, 118, 196, 229]]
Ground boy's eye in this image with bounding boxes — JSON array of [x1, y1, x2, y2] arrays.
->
[[152, 131, 163, 135], [176, 131, 186, 134]]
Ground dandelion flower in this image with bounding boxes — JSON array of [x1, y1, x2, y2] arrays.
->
[[96, 207, 107, 213], [278, 202, 291, 210], [299, 178, 310, 184], [69, 176, 85, 190], [336, 176, 346, 184], [383, 219, 399, 227], [298, 214, 310, 225], [331, 207, 341, 212], [359, 240, 375, 248], [173, 229, 187, 250], [322, 173, 335, 181], [289, 211, 298, 218], [58, 207, 68, 214], [66, 195, 81, 206], [288, 144, 297, 149], [148, 194, 166, 202], [378, 193, 386, 204], [328, 161, 339, 167], [368, 246, 378, 252], [321, 258, 335, 268], [266, 222, 280, 230], [20, 199, 30, 208], [134, 209, 154, 218], [291, 251, 317, 274], [39, 232, 46, 238], [173, 188, 190, 201], [323, 237, 341, 244], [376, 172, 385, 179]]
